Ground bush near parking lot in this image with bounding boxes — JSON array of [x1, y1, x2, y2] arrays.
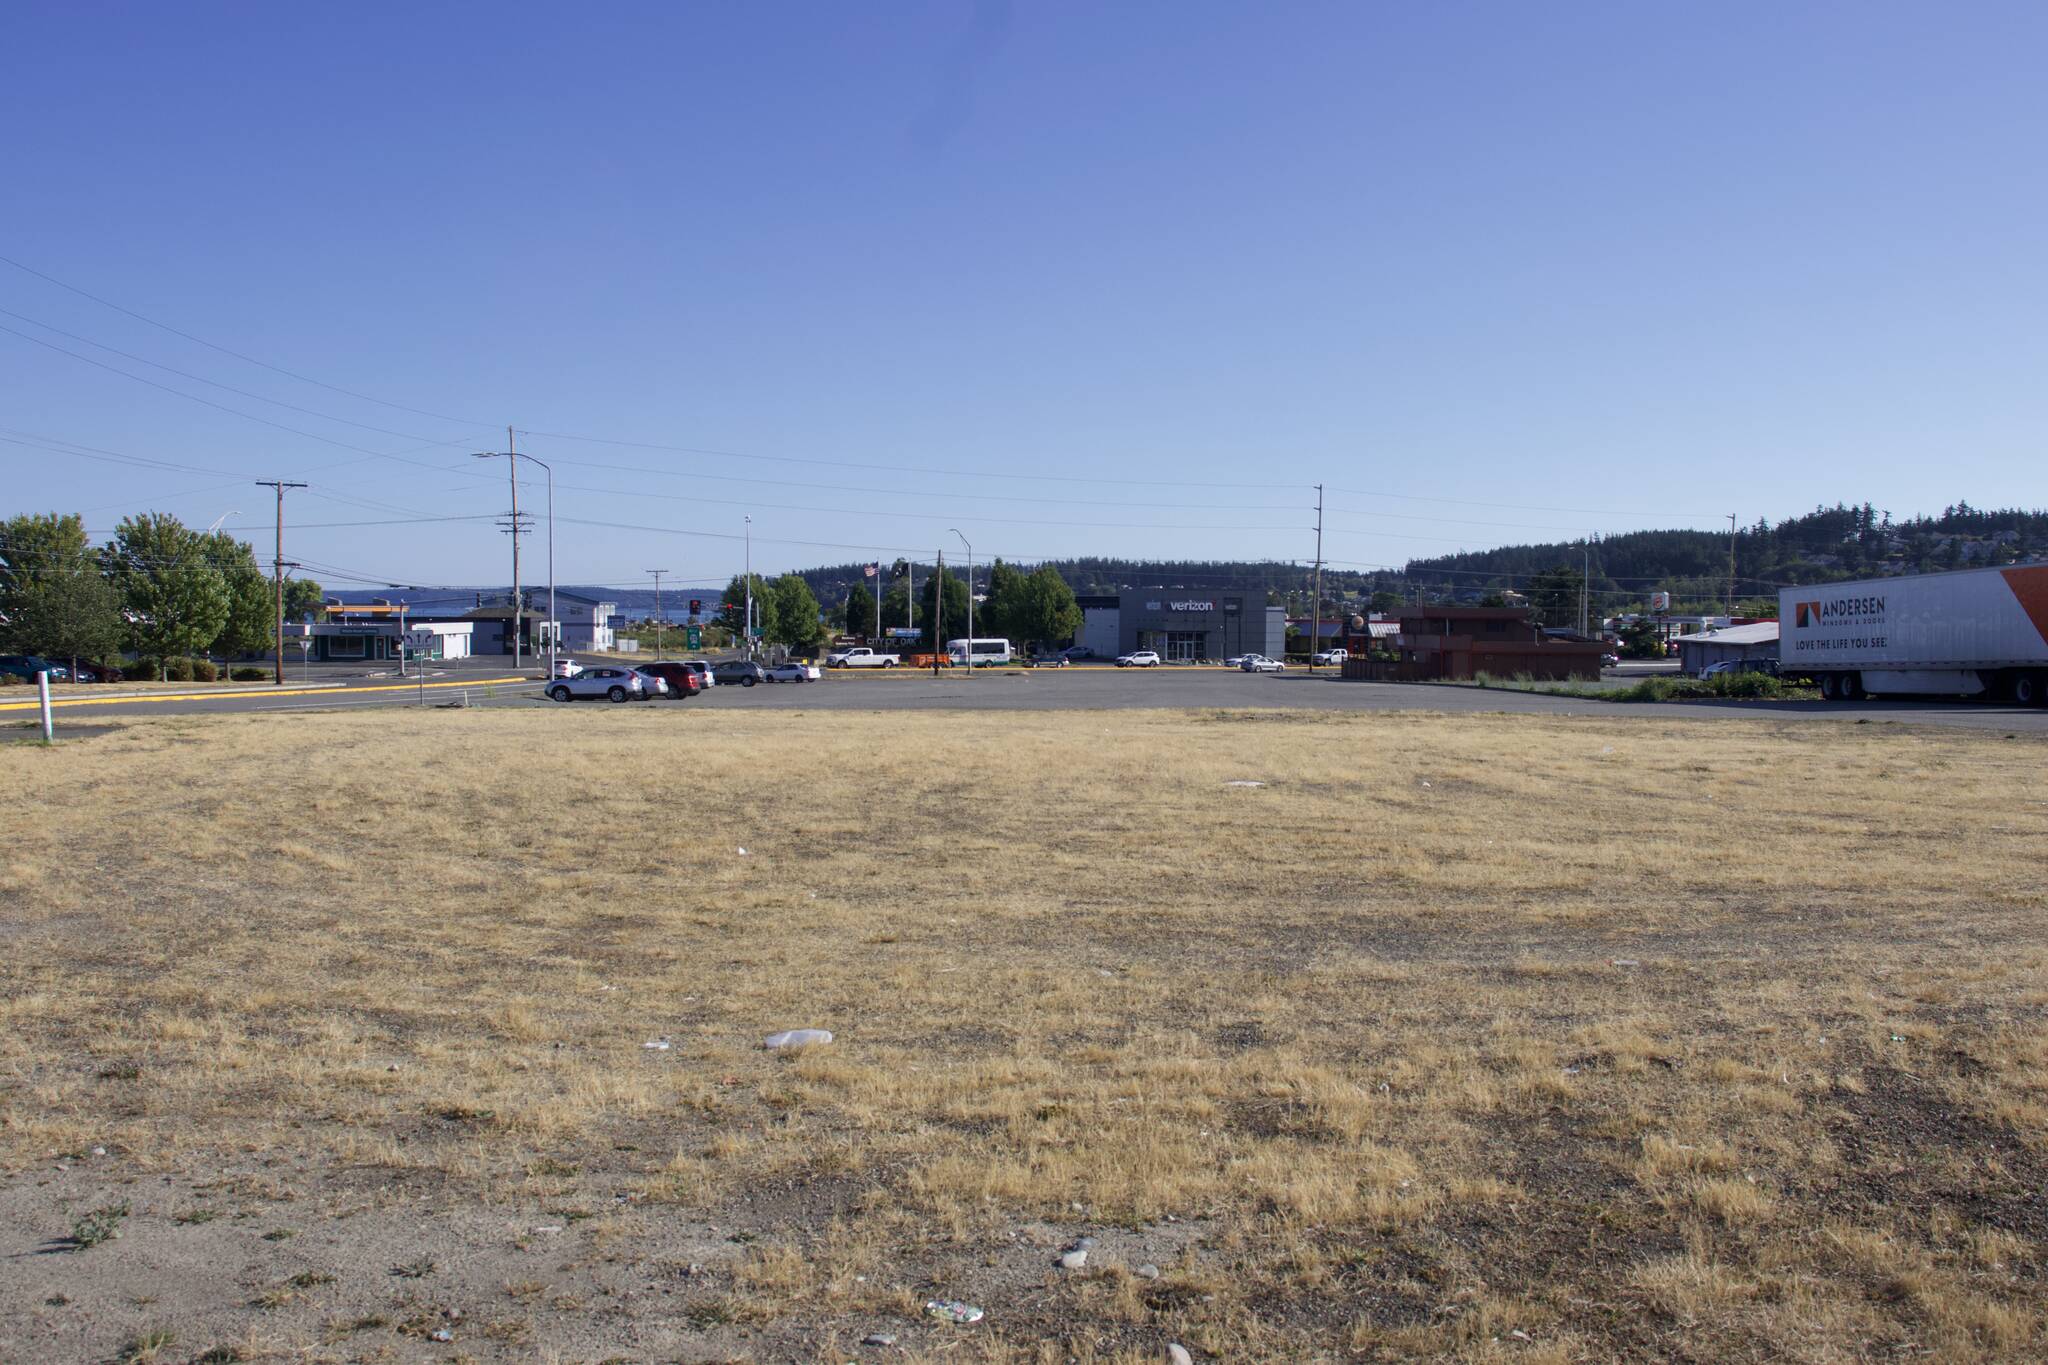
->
[[1471, 670, 1808, 701]]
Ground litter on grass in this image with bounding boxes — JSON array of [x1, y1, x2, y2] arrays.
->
[[1224, 780, 1265, 788], [926, 1299, 984, 1324], [764, 1028, 833, 1050]]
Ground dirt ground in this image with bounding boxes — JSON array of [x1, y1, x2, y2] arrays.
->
[[1, 706, 2044, 1364]]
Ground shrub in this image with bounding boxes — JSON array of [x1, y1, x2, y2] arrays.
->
[[231, 667, 267, 681], [190, 660, 219, 682], [162, 657, 194, 682]]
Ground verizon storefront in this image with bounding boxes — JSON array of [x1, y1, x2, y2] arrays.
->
[[1116, 591, 1286, 663]]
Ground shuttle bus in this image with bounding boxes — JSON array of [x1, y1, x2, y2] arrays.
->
[[946, 637, 1013, 667]]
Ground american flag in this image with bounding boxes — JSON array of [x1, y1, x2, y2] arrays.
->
[[864, 562, 879, 578]]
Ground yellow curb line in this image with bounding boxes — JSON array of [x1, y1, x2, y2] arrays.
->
[[0, 677, 535, 712]]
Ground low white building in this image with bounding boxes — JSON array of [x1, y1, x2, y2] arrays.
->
[[284, 619, 474, 663]]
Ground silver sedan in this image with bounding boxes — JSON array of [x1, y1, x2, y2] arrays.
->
[[546, 666, 647, 703]]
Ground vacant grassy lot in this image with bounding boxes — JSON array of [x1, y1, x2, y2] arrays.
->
[[1, 707, 2044, 1363]]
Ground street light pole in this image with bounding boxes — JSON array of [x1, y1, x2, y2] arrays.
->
[[475, 443, 551, 676], [951, 529, 973, 676], [648, 569, 668, 656], [743, 516, 753, 658]]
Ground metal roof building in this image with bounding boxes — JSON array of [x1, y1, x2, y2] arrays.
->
[[1676, 622, 1780, 676]]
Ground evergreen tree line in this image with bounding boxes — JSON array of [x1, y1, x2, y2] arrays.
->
[[1401, 503, 2048, 614], [0, 511, 324, 680]]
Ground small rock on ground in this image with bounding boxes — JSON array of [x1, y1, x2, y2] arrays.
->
[[1168, 1345, 1193, 1365], [863, 1333, 898, 1346], [1059, 1249, 1089, 1270], [1135, 1263, 1161, 1279]]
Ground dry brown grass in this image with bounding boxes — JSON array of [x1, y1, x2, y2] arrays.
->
[[1, 706, 2045, 1362]]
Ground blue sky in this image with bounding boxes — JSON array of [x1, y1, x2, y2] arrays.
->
[[3, 1, 2044, 592]]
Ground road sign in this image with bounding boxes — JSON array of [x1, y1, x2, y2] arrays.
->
[[686, 625, 702, 650]]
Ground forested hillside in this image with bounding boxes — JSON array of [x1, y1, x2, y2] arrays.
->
[[786, 504, 2048, 621]]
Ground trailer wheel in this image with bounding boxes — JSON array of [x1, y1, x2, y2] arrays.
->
[[2015, 671, 2044, 707], [1818, 673, 1840, 701], [1842, 672, 1865, 701]]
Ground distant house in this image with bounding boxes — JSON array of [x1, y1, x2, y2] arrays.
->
[[1350, 605, 1603, 681]]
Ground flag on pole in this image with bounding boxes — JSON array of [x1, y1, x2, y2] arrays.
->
[[864, 562, 879, 578]]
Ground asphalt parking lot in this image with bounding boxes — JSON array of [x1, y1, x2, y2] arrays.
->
[[12, 660, 2048, 731]]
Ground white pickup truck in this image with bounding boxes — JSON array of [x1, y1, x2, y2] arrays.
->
[[826, 646, 901, 669]]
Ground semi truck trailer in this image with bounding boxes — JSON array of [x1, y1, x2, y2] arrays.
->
[[1779, 564, 2048, 703]]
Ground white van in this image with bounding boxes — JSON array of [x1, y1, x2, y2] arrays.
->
[[946, 638, 1013, 667]]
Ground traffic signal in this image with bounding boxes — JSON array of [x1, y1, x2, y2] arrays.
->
[[689, 598, 702, 616]]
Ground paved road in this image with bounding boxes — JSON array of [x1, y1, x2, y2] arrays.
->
[[16, 661, 2048, 732]]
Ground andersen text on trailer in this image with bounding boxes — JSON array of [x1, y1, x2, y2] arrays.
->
[[1779, 564, 2048, 703]]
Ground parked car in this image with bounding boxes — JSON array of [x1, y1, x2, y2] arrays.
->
[[1115, 650, 1161, 668], [766, 661, 822, 683], [680, 659, 716, 688], [1240, 655, 1286, 673], [1060, 645, 1096, 660], [1310, 648, 1349, 666], [552, 658, 585, 679], [1223, 654, 1252, 668], [711, 659, 769, 687], [70, 661, 124, 683], [631, 666, 672, 698], [1701, 657, 1779, 680], [0, 655, 68, 682], [1601, 652, 1620, 669], [1027, 653, 1069, 667], [547, 666, 645, 703], [635, 661, 703, 698]]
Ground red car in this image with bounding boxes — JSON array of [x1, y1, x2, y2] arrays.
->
[[634, 661, 703, 699]]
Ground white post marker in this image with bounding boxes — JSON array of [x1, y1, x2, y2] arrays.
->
[[37, 670, 54, 742]]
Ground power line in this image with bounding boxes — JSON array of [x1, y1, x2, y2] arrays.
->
[[0, 306, 460, 445], [517, 427, 1298, 490], [0, 251, 494, 427]]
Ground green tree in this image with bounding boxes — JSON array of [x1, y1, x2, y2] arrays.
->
[[1368, 590, 1404, 614], [918, 567, 971, 650], [1618, 616, 1664, 659], [717, 573, 778, 645], [0, 512, 124, 676], [842, 580, 877, 637], [103, 513, 230, 677], [283, 576, 326, 624], [1526, 564, 1585, 630], [979, 558, 1026, 641], [199, 532, 275, 657], [1002, 564, 1083, 652], [768, 573, 823, 650]]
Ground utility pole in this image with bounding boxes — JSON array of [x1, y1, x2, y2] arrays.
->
[[507, 428, 522, 672], [1308, 483, 1325, 671], [1726, 513, 1738, 620], [475, 442, 550, 677], [1580, 536, 1591, 637], [255, 480, 306, 685], [743, 516, 753, 659], [648, 569, 668, 656], [932, 550, 944, 676], [874, 565, 882, 643], [906, 559, 915, 635]]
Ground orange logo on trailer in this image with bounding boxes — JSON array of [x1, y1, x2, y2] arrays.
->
[[2002, 566, 2048, 645], [1794, 601, 1823, 629]]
